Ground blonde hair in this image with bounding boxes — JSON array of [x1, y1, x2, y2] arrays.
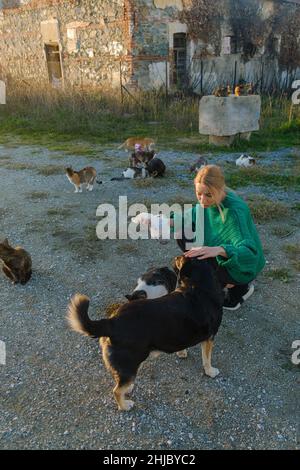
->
[[194, 165, 226, 222]]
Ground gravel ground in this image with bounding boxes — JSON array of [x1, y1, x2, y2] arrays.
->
[[0, 142, 299, 450]]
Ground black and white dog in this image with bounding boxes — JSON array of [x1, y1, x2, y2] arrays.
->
[[125, 266, 176, 301], [67, 257, 224, 411]]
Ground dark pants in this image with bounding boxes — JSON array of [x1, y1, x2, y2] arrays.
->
[[176, 238, 243, 288]]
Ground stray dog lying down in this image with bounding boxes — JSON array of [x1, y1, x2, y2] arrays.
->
[[67, 257, 224, 411]]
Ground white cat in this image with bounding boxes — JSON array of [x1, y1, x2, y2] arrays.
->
[[236, 154, 256, 168], [131, 213, 170, 242]]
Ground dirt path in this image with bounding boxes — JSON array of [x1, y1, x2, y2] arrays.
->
[[0, 142, 299, 450]]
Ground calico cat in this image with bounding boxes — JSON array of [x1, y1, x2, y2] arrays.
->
[[0, 238, 32, 285], [129, 150, 155, 168], [190, 156, 208, 174], [65, 167, 100, 192], [118, 137, 155, 152]]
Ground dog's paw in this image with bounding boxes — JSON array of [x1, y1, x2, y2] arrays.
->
[[176, 349, 188, 359], [204, 367, 220, 378], [119, 399, 135, 411]]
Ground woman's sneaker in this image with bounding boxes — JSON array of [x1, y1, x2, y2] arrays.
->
[[223, 284, 255, 311]]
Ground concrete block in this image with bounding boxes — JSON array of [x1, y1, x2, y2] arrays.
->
[[199, 95, 261, 137]]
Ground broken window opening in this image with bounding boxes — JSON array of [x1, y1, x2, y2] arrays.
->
[[173, 33, 187, 89], [222, 36, 239, 55], [45, 43, 63, 87], [266, 36, 281, 58], [243, 41, 257, 58]]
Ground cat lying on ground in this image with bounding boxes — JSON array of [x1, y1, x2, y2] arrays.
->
[[0, 238, 32, 285]]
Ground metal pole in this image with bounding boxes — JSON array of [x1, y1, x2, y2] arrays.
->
[[200, 60, 203, 95], [260, 59, 264, 94], [233, 60, 237, 90], [120, 61, 124, 105], [165, 60, 168, 107]]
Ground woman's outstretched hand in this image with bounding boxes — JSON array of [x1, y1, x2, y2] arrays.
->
[[184, 246, 227, 260]]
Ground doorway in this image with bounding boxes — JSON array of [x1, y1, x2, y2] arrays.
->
[[45, 44, 63, 87]]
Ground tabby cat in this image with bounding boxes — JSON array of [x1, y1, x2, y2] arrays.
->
[[118, 137, 155, 152], [0, 238, 32, 285]]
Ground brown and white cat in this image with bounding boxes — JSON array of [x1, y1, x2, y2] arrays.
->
[[118, 137, 155, 152], [0, 238, 32, 285], [65, 167, 99, 192]]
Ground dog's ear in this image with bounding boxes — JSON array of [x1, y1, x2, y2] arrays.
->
[[173, 255, 187, 273], [2, 238, 10, 247]]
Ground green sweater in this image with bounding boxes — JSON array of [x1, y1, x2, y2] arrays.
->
[[174, 190, 265, 284]]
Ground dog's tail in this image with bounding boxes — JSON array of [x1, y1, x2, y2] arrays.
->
[[67, 294, 111, 338], [118, 142, 125, 149]]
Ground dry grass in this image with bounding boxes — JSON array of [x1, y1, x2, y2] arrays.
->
[[132, 177, 163, 189], [271, 226, 295, 238], [1, 83, 300, 154], [3, 162, 34, 171], [264, 268, 292, 283], [291, 260, 300, 272], [225, 165, 300, 190], [25, 219, 47, 233], [245, 195, 289, 223], [26, 191, 49, 200], [116, 242, 139, 255], [51, 224, 105, 258], [283, 243, 300, 256], [47, 208, 71, 217], [37, 165, 65, 176], [0, 154, 12, 160]]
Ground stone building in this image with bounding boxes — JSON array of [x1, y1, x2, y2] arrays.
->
[[0, 0, 300, 93]]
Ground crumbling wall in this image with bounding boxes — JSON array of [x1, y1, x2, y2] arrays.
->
[[0, 0, 299, 92], [131, 0, 300, 92], [0, 0, 131, 88]]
